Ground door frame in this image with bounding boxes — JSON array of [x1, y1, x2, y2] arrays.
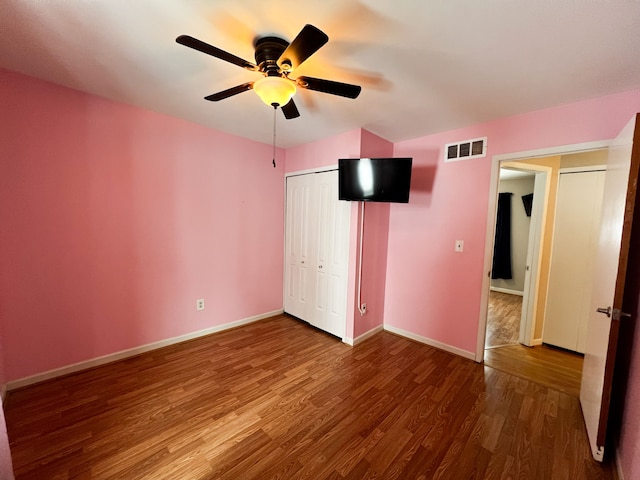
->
[[284, 165, 338, 318], [519, 169, 548, 346], [476, 140, 611, 361], [494, 165, 550, 347]]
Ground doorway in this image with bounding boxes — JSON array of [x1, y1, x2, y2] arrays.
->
[[485, 168, 535, 349], [478, 143, 610, 397]]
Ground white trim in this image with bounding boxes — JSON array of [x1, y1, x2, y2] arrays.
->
[[7, 309, 283, 391], [476, 149, 502, 361], [349, 325, 384, 346], [489, 287, 524, 296], [493, 140, 610, 163], [284, 164, 338, 178], [385, 325, 476, 360], [531, 338, 543, 346]]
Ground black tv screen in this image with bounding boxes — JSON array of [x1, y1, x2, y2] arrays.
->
[[338, 158, 412, 203], [522, 193, 533, 217]]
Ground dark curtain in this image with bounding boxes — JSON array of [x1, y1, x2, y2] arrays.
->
[[492, 192, 513, 279]]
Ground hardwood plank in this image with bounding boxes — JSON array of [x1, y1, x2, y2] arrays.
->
[[484, 343, 583, 397], [4, 314, 616, 479], [486, 291, 522, 347]]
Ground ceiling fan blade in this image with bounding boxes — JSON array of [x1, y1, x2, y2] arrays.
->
[[296, 76, 362, 99], [204, 82, 253, 102], [176, 35, 257, 71], [281, 99, 300, 119], [277, 25, 328, 72]]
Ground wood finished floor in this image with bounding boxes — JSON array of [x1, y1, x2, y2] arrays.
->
[[486, 291, 522, 348], [484, 344, 584, 398], [485, 290, 585, 398], [5, 315, 615, 479]]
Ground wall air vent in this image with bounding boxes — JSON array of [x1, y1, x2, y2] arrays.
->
[[444, 136, 487, 162]]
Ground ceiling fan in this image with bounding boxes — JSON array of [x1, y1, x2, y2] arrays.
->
[[176, 24, 362, 119]]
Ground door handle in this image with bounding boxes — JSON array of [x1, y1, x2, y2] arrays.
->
[[596, 306, 612, 318]]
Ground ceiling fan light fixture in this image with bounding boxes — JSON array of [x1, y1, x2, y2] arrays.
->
[[253, 76, 296, 107]]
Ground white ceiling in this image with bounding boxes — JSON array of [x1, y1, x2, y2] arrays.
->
[[2, 0, 640, 148]]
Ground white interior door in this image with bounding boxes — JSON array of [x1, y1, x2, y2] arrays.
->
[[581, 114, 640, 461], [519, 171, 546, 345], [312, 171, 350, 338], [543, 170, 605, 353], [284, 174, 314, 320], [284, 170, 350, 339]]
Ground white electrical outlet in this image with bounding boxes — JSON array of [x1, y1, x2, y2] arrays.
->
[[196, 298, 205, 311], [455, 240, 464, 252]]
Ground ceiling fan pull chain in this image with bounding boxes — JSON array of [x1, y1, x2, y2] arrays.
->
[[272, 105, 277, 168]]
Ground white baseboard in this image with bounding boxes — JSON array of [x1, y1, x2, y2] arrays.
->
[[490, 287, 524, 296], [346, 325, 384, 346], [7, 309, 283, 391], [384, 325, 476, 360], [532, 338, 543, 346]]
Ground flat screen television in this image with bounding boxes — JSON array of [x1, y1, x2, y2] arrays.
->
[[522, 193, 533, 217], [338, 157, 412, 203]]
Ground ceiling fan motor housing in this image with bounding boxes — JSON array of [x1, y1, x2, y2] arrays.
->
[[254, 36, 289, 76]]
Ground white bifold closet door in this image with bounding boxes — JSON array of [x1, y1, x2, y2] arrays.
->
[[543, 169, 605, 353], [284, 170, 350, 338]]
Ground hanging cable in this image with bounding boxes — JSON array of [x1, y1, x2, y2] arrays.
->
[[357, 201, 366, 316], [272, 104, 277, 168]]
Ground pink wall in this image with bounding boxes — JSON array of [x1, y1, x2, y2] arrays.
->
[[284, 129, 362, 173], [387, 89, 640, 355], [0, 69, 285, 382], [284, 128, 394, 341], [354, 130, 394, 338], [387, 141, 489, 351]]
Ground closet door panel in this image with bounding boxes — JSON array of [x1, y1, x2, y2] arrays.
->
[[543, 171, 605, 352], [314, 269, 329, 331], [313, 171, 349, 338], [576, 171, 606, 352], [284, 175, 313, 319], [310, 173, 334, 332]]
